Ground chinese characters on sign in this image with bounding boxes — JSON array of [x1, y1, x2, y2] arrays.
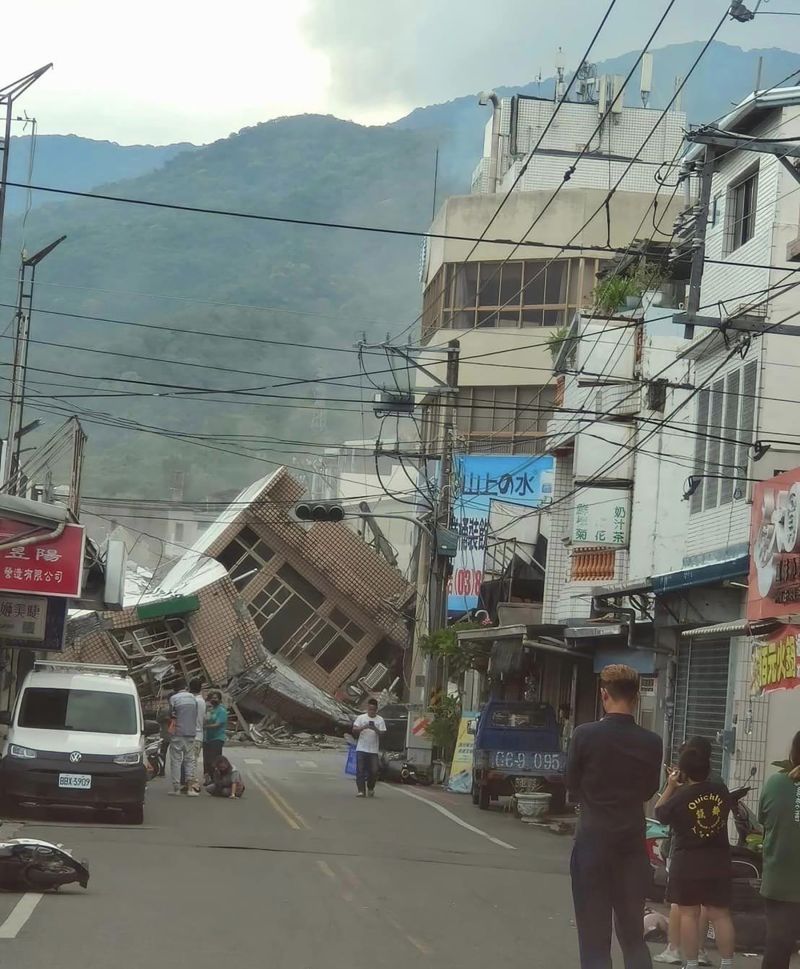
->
[[448, 455, 554, 613], [748, 470, 800, 621], [0, 594, 48, 641], [0, 520, 85, 598], [752, 627, 800, 694], [571, 488, 631, 547]]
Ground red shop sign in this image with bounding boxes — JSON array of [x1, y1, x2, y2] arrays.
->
[[0, 519, 85, 599]]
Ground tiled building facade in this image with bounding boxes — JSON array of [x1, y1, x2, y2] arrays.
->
[[67, 469, 413, 699]]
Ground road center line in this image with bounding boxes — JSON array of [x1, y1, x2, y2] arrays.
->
[[0, 894, 44, 940], [250, 775, 301, 830], [243, 758, 263, 765], [396, 788, 516, 850]]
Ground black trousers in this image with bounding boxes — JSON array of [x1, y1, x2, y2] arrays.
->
[[763, 898, 800, 969], [203, 739, 224, 777], [356, 752, 379, 793], [570, 833, 653, 969]]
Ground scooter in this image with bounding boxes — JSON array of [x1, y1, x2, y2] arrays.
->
[[0, 838, 89, 891], [144, 734, 165, 780]]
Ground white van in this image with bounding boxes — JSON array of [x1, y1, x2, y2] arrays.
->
[[0, 662, 153, 824]]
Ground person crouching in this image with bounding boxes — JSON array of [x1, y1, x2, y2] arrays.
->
[[205, 756, 245, 799]]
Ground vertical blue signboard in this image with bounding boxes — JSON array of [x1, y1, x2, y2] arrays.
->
[[448, 454, 554, 615]]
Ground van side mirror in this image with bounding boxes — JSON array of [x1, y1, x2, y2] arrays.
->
[[0, 712, 11, 726], [143, 719, 160, 735]]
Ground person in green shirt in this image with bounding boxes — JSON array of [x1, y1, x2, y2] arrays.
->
[[203, 691, 228, 781], [758, 730, 800, 969]]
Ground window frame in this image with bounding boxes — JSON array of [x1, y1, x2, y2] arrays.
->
[[725, 168, 759, 254]]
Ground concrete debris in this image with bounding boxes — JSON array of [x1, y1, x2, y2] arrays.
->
[[228, 656, 357, 736]]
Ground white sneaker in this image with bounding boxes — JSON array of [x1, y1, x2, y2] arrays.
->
[[698, 950, 712, 967], [356, 792, 366, 798], [168, 788, 182, 796], [187, 789, 200, 797], [653, 945, 682, 964], [367, 789, 375, 798]]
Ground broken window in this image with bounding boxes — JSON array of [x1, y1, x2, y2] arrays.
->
[[216, 525, 274, 586]]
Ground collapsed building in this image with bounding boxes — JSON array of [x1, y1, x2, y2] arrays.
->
[[65, 469, 415, 727]]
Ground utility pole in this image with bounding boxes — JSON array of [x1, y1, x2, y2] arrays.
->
[[5, 236, 66, 495], [407, 341, 460, 733], [673, 125, 800, 336], [0, 65, 53, 258]]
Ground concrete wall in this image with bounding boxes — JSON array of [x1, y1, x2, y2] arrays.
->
[[474, 95, 685, 197]]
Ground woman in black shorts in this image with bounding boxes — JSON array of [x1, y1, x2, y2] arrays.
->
[[655, 744, 735, 969]]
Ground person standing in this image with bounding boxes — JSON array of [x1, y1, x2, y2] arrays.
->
[[192, 680, 206, 793], [204, 691, 228, 780], [168, 678, 202, 797], [566, 664, 662, 969], [759, 730, 800, 969], [654, 743, 735, 969], [352, 698, 386, 798]]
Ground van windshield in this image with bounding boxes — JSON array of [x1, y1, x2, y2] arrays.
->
[[18, 688, 138, 735], [489, 707, 547, 729]]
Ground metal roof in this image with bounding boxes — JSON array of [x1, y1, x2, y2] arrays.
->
[[685, 86, 800, 163], [680, 618, 779, 639]]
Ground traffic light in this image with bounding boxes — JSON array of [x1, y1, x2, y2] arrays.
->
[[294, 502, 346, 523]]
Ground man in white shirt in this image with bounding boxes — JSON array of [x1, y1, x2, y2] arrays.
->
[[352, 698, 386, 798], [192, 681, 207, 791]]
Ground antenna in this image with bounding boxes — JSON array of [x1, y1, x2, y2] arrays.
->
[[640, 52, 653, 107], [555, 46, 566, 102], [673, 75, 684, 114]]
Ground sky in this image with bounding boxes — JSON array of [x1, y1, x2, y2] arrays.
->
[[4, 0, 800, 146]]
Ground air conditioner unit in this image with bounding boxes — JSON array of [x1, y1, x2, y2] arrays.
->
[[361, 663, 389, 690]]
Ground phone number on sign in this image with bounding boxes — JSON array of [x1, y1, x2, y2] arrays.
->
[[449, 568, 483, 597]]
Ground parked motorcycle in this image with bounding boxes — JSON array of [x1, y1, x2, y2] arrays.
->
[[0, 838, 89, 892], [144, 734, 165, 780]]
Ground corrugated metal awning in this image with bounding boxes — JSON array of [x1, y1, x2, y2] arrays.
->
[[680, 618, 779, 639]]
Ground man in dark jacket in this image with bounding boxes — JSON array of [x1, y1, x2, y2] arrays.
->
[[567, 664, 663, 969]]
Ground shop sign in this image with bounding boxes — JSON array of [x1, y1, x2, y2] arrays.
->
[[748, 469, 800, 620], [572, 488, 630, 546], [0, 520, 85, 599], [448, 455, 554, 613], [0, 594, 67, 651], [445, 712, 479, 794], [752, 626, 800, 695]]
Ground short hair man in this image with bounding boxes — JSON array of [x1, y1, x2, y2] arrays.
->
[[352, 698, 386, 798], [168, 677, 204, 797], [566, 664, 663, 969]]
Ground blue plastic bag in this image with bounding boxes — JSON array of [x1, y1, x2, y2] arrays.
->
[[345, 744, 357, 776]]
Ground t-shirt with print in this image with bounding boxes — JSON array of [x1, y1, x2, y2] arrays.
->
[[353, 713, 386, 754], [655, 780, 731, 879]]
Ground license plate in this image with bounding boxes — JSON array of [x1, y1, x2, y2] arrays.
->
[[492, 750, 565, 772], [58, 773, 92, 790]]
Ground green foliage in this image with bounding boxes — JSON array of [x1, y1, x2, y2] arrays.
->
[[419, 622, 486, 677], [426, 693, 461, 761], [592, 263, 666, 315]]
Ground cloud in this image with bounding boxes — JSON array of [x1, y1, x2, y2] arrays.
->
[[302, 0, 800, 119]]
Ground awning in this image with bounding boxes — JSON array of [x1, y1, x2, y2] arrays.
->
[[680, 618, 780, 639], [136, 594, 200, 621], [652, 555, 749, 595], [524, 638, 592, 660]]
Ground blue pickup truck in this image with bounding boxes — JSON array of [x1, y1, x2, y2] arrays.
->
[[471, 700, 567, 812]]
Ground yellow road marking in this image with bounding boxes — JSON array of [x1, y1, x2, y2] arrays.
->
[[250, 775, 302, 830], [265, 780, 308, 829], [316, 860, 337, 880]]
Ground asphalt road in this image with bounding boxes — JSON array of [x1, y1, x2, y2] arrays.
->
[[0, 748, 778, 968]]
